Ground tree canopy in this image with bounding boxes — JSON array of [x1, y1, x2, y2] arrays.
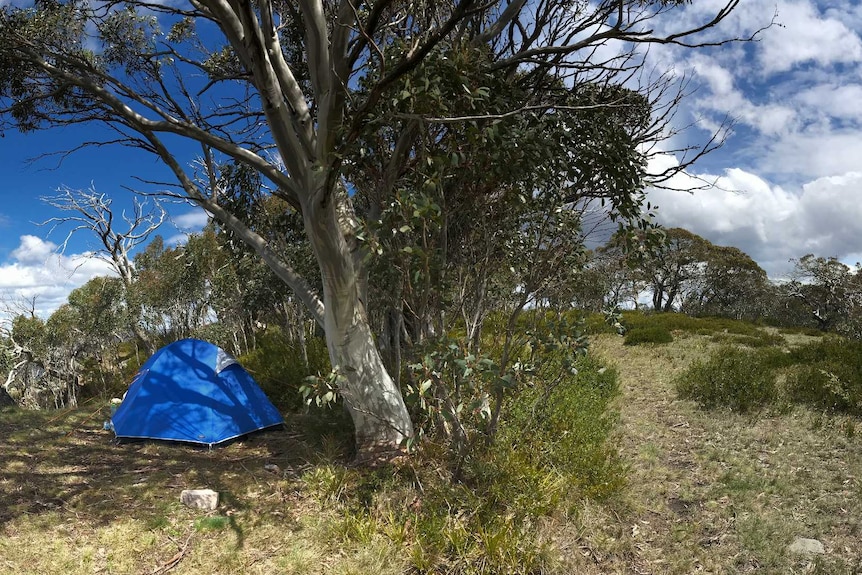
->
[[0, 0, 760, 455]]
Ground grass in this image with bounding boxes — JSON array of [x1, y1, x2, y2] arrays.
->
[[3, 321, 862, 574], [0, 404, 371, 575], [580, 333, 862, 573], [0, 350, 623, 575]]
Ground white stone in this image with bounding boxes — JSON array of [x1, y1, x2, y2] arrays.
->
[[788, 537, 825, 555], [180, 489, 219, 510]]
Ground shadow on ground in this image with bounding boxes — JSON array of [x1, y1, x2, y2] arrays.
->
[[0, 404, 350, 529]]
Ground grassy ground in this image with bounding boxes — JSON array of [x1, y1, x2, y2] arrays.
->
[[2, 327, 861, 574], [577, 332, 862, 574], [0, 406, 398, 574]]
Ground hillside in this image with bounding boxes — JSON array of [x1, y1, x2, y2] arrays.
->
[[2, 326, 861, 574]]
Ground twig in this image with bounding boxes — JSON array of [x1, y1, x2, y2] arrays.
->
[[151, 532, 194, 575], [45, 395, 99, 425]]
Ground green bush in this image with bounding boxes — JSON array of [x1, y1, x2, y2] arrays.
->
[[675, 346, 779, 412], [240, 327, 331, 410], [624, 326, 674, 346], [583, 312, 617, 335], [292, 340, 624, 575], [785, 338, 862, 414], [404, 353, 623, 572], [496, 353, 624, 500], [622, 311, 699, 333], [620, 311, 772, 338]]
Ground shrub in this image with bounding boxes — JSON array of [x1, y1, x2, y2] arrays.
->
[[240, 327, 331, 410], [785, 338, 862, 414], [497, 353, 624, 499], [675, 346, 778, 412], [620, 311, 773, 338], [404, 353, 623, 572], [709, 332, 785, 348], [583, 312, 617, 335], [624, 326, 674, 346], [292, 343, 624, 575]]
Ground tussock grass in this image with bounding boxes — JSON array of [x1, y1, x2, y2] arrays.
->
[[580, 333, 862, 574], [623, 326, 674, 346]]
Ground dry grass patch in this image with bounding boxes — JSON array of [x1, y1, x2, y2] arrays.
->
[[575, 334, 862, 574]]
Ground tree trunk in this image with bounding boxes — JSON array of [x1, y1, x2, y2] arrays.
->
[[303, 189, 414, 455]]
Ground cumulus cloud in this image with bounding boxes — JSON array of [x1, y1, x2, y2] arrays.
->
[[0, 236, 114, 320], [758, 0, 862, 73], [647, 156, 862, 278], [648, 1, 862, 184]]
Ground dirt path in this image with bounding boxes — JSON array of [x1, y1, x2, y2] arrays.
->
[[582, 334, 862, 574]]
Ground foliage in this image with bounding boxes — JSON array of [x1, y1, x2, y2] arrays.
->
[[301, 349, 624, 574], [785, 338, 862, 414], [403, 337, 527, 461], [240, 327, 330, 411], [639, 227, 711, 312], [675, 346, 780, 413], [709, 331, 784, 348], [621, 311, 772, 338], [624, 326, 674, 346], [603, 305, 627, 335], [785, 254, 862, 336], [682, 244, 770, 320], [497, 353, 624, 499]]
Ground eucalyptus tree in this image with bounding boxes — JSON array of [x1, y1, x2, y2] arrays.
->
[[133, 235, 212, 341], [0, 0, 759, 455], [787, 255, 861, 333], [640, 227, 710, 312], [681, 244, 769, 320]]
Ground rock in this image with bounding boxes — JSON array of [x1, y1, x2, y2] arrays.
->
[[180, 489, 219, 510], [788, 537, 825, 555]]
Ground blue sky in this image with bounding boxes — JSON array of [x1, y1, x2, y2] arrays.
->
[[0, 0, 861, 318], [0, 123, 209, 316], [643, 0, 862, 277]]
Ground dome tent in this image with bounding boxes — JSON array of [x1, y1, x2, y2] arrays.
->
[[111, 339, 283, 446]]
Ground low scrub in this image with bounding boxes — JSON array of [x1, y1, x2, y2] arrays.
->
[[624, 326, 674, 346], [676, 336, 862, 415], [499, 353, 624, 499], [307, 351, 625, 574], [675, 346, 780, 413], [240, 327, 331, 411], [785, 338, 862, 414], [621, 311, 771, 338], [709, 331, 785, 348]]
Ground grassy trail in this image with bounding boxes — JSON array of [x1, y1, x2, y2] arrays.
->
[[586, 334, 862, 574]]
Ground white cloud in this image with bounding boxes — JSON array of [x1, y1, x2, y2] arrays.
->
[[11, 235, 58, 264], [759, 1, 862, 73], [795, 83, 862, 123], [171, 208, 210, 231], [688, 55, 798, 137], [647, 155, 862, 278], [0, 236, 115, 320]]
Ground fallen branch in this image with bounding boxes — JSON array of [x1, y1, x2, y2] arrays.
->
[[151, 532, 193, 575]]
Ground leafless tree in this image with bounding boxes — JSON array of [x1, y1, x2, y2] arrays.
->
[[42, 186, 165, 352]]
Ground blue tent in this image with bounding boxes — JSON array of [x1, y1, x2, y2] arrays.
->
[[111, 339, 283, 446]]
